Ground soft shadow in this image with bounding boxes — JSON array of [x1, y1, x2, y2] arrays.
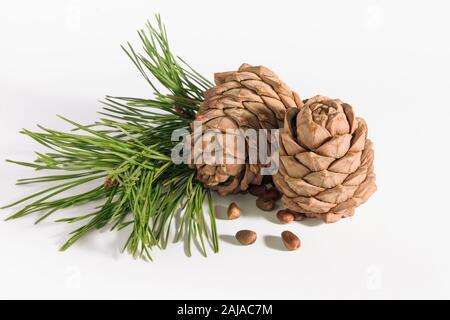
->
[[298, 218, 323, 227], [178, 224, 208, 258], [263, 212, 281, 224], [219, 234, 240, 246], [233, 194, 282, 223], [109, 227, 132, 260], [243, 200, 281, 218], [263, 235, 287, 251], [173, 209, 182, 240], [214, 204, 229, 220]]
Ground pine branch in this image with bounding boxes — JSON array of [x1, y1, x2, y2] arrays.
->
[[2, 15, 217, 260], [122, 14, 212, 118]]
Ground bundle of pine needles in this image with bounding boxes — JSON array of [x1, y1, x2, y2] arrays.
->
[[2, 15, 218, 260]]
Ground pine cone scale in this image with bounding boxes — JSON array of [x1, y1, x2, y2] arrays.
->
[[192, 64, 302, 195], [274, 95, 376, 223]]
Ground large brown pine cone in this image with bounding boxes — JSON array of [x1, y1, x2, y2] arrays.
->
[[273, 95, 376, 223], [191, 63, 303, 196]]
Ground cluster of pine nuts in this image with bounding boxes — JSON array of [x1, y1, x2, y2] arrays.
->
[[226, 183, 302, 251]]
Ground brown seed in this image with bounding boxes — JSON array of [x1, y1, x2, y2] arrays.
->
[[249, 184, 267, 197], [281, 231, 301, 251], [103, 177, 116, 189], [264, 187, 281, 201], [227, 202, 241, 220], [174, 106, 185, 115], [235, 230, 257, 245], [276, 210, 295, 224], [256, 197, 275, 211]]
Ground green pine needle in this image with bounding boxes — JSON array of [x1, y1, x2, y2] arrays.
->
[[2, 15, 217, 260]]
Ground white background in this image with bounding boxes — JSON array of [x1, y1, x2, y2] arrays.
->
[[1, 0, 449, 299]]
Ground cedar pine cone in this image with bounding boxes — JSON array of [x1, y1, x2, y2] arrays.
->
[[273, 95, 377, 223], [191, 63, 302, 196]]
